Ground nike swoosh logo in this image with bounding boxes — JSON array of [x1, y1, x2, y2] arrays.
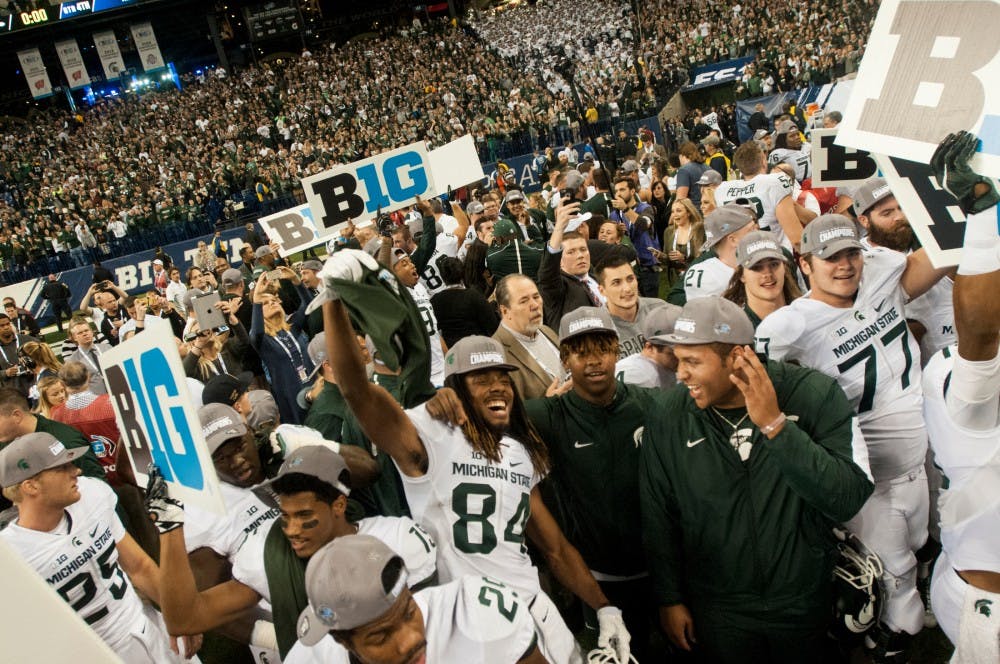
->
[[510, 461, 523, 467], [574, 441, 595, 449], [686, 438, 705, 448], [874, 298, 886, 312], [89, 525, 99, 538]]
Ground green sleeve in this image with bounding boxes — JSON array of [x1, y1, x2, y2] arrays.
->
[[639, 422, 685, 606], [410, 215, 437, 272], [762, 370, 873, 522], [34, 417, 106, 482], [523, 398, 552, 441]]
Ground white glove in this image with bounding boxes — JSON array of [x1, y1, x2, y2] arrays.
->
[[305, 249, 379, 314], [597, 606, 631, 664], [144, 464, 185, 534], [270, 423, 341, 458]]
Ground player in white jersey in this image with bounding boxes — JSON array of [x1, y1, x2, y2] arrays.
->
[[755, 213, 951, 662], [683, 205, 757, 301], [391, 248, 446, 386], [921, 131, 1000, 662], [767, 122, 811, 183], [614, 304, 679, 388], [290, 535, 545, 664], [323, 278, 633, 663], [153, 446, 437, 661], [716, 140, 815, 249], [0, 432, 195, 663]]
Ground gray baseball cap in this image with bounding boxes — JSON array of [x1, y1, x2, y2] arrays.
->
[[466, 200, 485, 215], [642, 304, 683, 346], [563, 170, 585, 191], [199, 403, 248, 454], [300, 259, 324, 272], [800, 214, 863, 258], [558, 306, 619, 343], [254, 245, 274, 259], [505, 190, 526, 203], [852, 177, 894, 216], [221, 268, 244, 288], [697, 169, 723, 186], [665, 297, 755, 346], [702, 205, 755, 250], [390, 248, 411, 268], [246, 390, 280, 432], [736, 231, 785, 269], [263, 445, 352, 496], [307, 332, 327, 379], [0, 432, 82, 486], [297, 535, 409, 643], [443, 336, 517, 378]]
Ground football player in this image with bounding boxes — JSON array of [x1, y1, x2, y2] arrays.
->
[[756, 212, 951, 661]]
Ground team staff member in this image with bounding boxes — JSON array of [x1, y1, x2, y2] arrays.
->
[[641, 297, 873, 662]]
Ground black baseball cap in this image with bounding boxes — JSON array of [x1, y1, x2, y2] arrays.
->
[[202, 373, 250, 407]]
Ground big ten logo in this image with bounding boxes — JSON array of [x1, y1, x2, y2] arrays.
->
[[858, 0, 1000, 145], [105, 346, 204, 488], [881, 155, 966, 253], [815, 131, 878, 185], [305, 146, 431, 230], [260, 205, 318, 251]]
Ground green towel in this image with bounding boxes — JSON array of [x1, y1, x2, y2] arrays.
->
[[263, 519, 309, 659]]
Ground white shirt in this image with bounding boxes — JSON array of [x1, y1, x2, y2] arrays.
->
[[409, 282, 445, 386], [683, 256, 734, 301], [716, 173, 795, 246], [616, 353, 675, 389]]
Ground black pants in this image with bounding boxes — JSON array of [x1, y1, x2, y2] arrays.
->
[[637, 265, 660, 298], [51, 300, 73, 331], [690, 606, 843, 664]]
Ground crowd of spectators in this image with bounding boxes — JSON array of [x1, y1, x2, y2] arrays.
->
[[0, 0, 876, 285]]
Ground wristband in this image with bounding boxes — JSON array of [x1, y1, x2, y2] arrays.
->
[[760, 412, 787, 436]]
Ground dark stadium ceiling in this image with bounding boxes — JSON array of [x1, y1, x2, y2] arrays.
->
[[0, 0, 423, 107]]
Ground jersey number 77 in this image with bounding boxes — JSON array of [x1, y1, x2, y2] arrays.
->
[[833, 321, 914, 413]]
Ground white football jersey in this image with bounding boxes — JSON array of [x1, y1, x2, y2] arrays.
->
[[682, 257, 734, 301], [283, 576, 537, 664], [231, 514, 437, 603], [0, 478, 145, 651], [768, 145, 811, 182], [409, 282, 445, 386], [904, 277, 955, 366], [419, 249, 449, 296], [403, 404, 542, 597], [923, 347, 1000, 571], [184, 482, 280, 559], [716, 173, 794, 245], [615, 352, 675, 389], [756, 248, 926, 481]]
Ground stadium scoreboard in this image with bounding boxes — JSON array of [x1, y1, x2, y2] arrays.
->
[[1, 0, 139, 33]]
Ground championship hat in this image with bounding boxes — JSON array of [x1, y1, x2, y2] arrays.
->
[[0, 432, 82, 486], [306, 332, 328, 379], [300, 259, 324, 273], [296, 535, 409, 643], [664, 296, 755, 346], [642, 304, 683, 346], [697, 169, 723, 187], [254, 245, 274, 259], [466, 200, 485, 216], [262, 445, 352, 496], [558, 306, 619, 343], [198, 402, 248, 454], [443, 336, 517, 378], [246, 390, 280, 432], [702, 205, 755, 250], [221, 268, 244, 288], [800, 214, 863, 258], [736, 231, 785, 269], [852, 177, 894, 217], [504, 190, 526, 204]]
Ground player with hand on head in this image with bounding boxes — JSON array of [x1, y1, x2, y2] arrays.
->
[[641, 297, 873, 662], [288, 534, 548, 664], [922, 131, 1000, 662], [0, 432, 201, 662], [755, 209, 952, 661], [318, 252, 632, 663]]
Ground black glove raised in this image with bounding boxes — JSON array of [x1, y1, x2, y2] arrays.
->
[[930, 131, 1000, 216]]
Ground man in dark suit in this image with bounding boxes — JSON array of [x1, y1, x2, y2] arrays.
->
[[538, 200, 604, 329], [492, 274, 563, 401]]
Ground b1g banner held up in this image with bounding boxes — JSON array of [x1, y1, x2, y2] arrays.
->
[[101, 324, 225, 515], [302, 141, 436, 238], [837, 0, 1000, 178]]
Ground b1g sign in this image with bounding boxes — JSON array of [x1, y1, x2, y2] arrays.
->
[[101, 324, 225, 514], [258, 204, 321, 258], [876, 154, 968, 268], [837, 0, 1000, 178], [811, 129, 879, 188], [302, 142, 435, 238]]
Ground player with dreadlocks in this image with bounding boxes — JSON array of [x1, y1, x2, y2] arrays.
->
[[318, 252, 632, 664]]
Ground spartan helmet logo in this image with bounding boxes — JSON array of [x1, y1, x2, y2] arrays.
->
[[975, 599, 993, 617], [730, 428, 754, 461], [632, 427, 644, 448]]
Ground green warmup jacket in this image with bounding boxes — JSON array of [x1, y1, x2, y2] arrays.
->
[[303, 381, 347, 442], [640, 360, 872, 619], [526, 383, 658, 577]]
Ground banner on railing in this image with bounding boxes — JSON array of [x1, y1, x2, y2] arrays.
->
[[130, 21, 165, 71]]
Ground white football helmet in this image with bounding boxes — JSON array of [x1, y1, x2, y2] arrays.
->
[[587, 647, 639, 663], [831, 527, 885, 638]]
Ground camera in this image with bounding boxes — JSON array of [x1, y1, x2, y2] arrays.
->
[[559, 188, 575, 205], [16, 354, 36, 376]]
